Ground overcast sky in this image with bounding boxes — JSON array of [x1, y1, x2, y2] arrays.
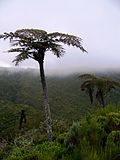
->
[[0, 0, 120, 74]]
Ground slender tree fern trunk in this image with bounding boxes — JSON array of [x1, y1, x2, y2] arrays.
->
[[100, 90, 105, 108], [88, 88, 93, 104], [38, 59, 52, 141]]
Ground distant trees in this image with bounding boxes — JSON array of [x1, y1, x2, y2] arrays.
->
[[0, 29, 86, 141], [79, 74, 120, 107]]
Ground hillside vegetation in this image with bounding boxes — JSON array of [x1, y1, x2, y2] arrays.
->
[[0, 69, 120, 134], [1, 105, 120, 160], [0, 68, 120, 159]]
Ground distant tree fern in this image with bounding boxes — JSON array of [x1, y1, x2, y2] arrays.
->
[[79, 74, 120, 107]]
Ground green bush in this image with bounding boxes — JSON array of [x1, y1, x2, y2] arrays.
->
[[65, 116, 107, 149], [32, 132, 48, 145], [7, 141, 66, 160], [36, 141, 66, 159], [5, 105, 120, 160], [52, 120, 69, 134], [105, 131, 120, 160], [0, 149, 4, 160], [14, 136, 32, 148], [104, 112, 120, 133], [64, 106, 120, 160], [7, 147, 40, 160], [53, 132, 67, 144], [64, 121, 81, 148]]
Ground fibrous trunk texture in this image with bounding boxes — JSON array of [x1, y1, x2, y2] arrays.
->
[[39, 60, 52, 141]]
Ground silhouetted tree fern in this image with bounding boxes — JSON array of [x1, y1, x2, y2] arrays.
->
[[79, 74, 120, 107], [0, 29, 87, 141]]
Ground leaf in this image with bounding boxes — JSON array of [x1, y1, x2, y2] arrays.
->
[[0, 29, 87, 64]]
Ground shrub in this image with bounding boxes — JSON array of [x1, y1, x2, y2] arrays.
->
[[105, 131, 120, 160], [64, 121, 81, 148], [14, 136, 32, 148], [7, 141, 66, 160], [6, 147, 40, 160], [32, 132, 48, 145], [0, 149, 4, 160], [54, 132, 67, 144], [64, 106, 120, 160], [36, 141, 66, 159], [104, 112, 120, 133], [65, 116, 107, 149], [52, 120, 69, 134]]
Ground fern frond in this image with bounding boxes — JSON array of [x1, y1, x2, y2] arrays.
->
[[12, 52, 29, 65], [0, 29, 87, 64], [48, 32, 87, 52], [79, 74, 97, 79]]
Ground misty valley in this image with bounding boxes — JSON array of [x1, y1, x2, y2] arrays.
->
[[0, 0, 120, 158]]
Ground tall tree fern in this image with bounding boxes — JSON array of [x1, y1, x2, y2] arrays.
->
[[0, 29, 87, 141]]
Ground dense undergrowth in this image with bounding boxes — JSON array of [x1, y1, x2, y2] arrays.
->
[[0, 105, 120, 160]]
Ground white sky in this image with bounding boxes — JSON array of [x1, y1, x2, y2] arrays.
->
[[0, 0, 120, 74]]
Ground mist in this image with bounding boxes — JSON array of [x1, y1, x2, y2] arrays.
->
[[0, 0, 120, 75]]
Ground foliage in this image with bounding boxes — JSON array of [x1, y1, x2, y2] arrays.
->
[[0, 69, 120, 141], [80, 74, 120, 107], [7, 141, 66, 160], [64, 121, 81, 148], [0, 101, 42, 141], [105, 131, 120, 160], [52, 120, 69, 144], [0, 69, 120, 140], [65, 105, 120, 160], [1, 105, 120, 160], [13, 136, 33, 148], [6, 147, 39, 160], [0, 29, 86, 65], [0, 149, 4, 160]]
